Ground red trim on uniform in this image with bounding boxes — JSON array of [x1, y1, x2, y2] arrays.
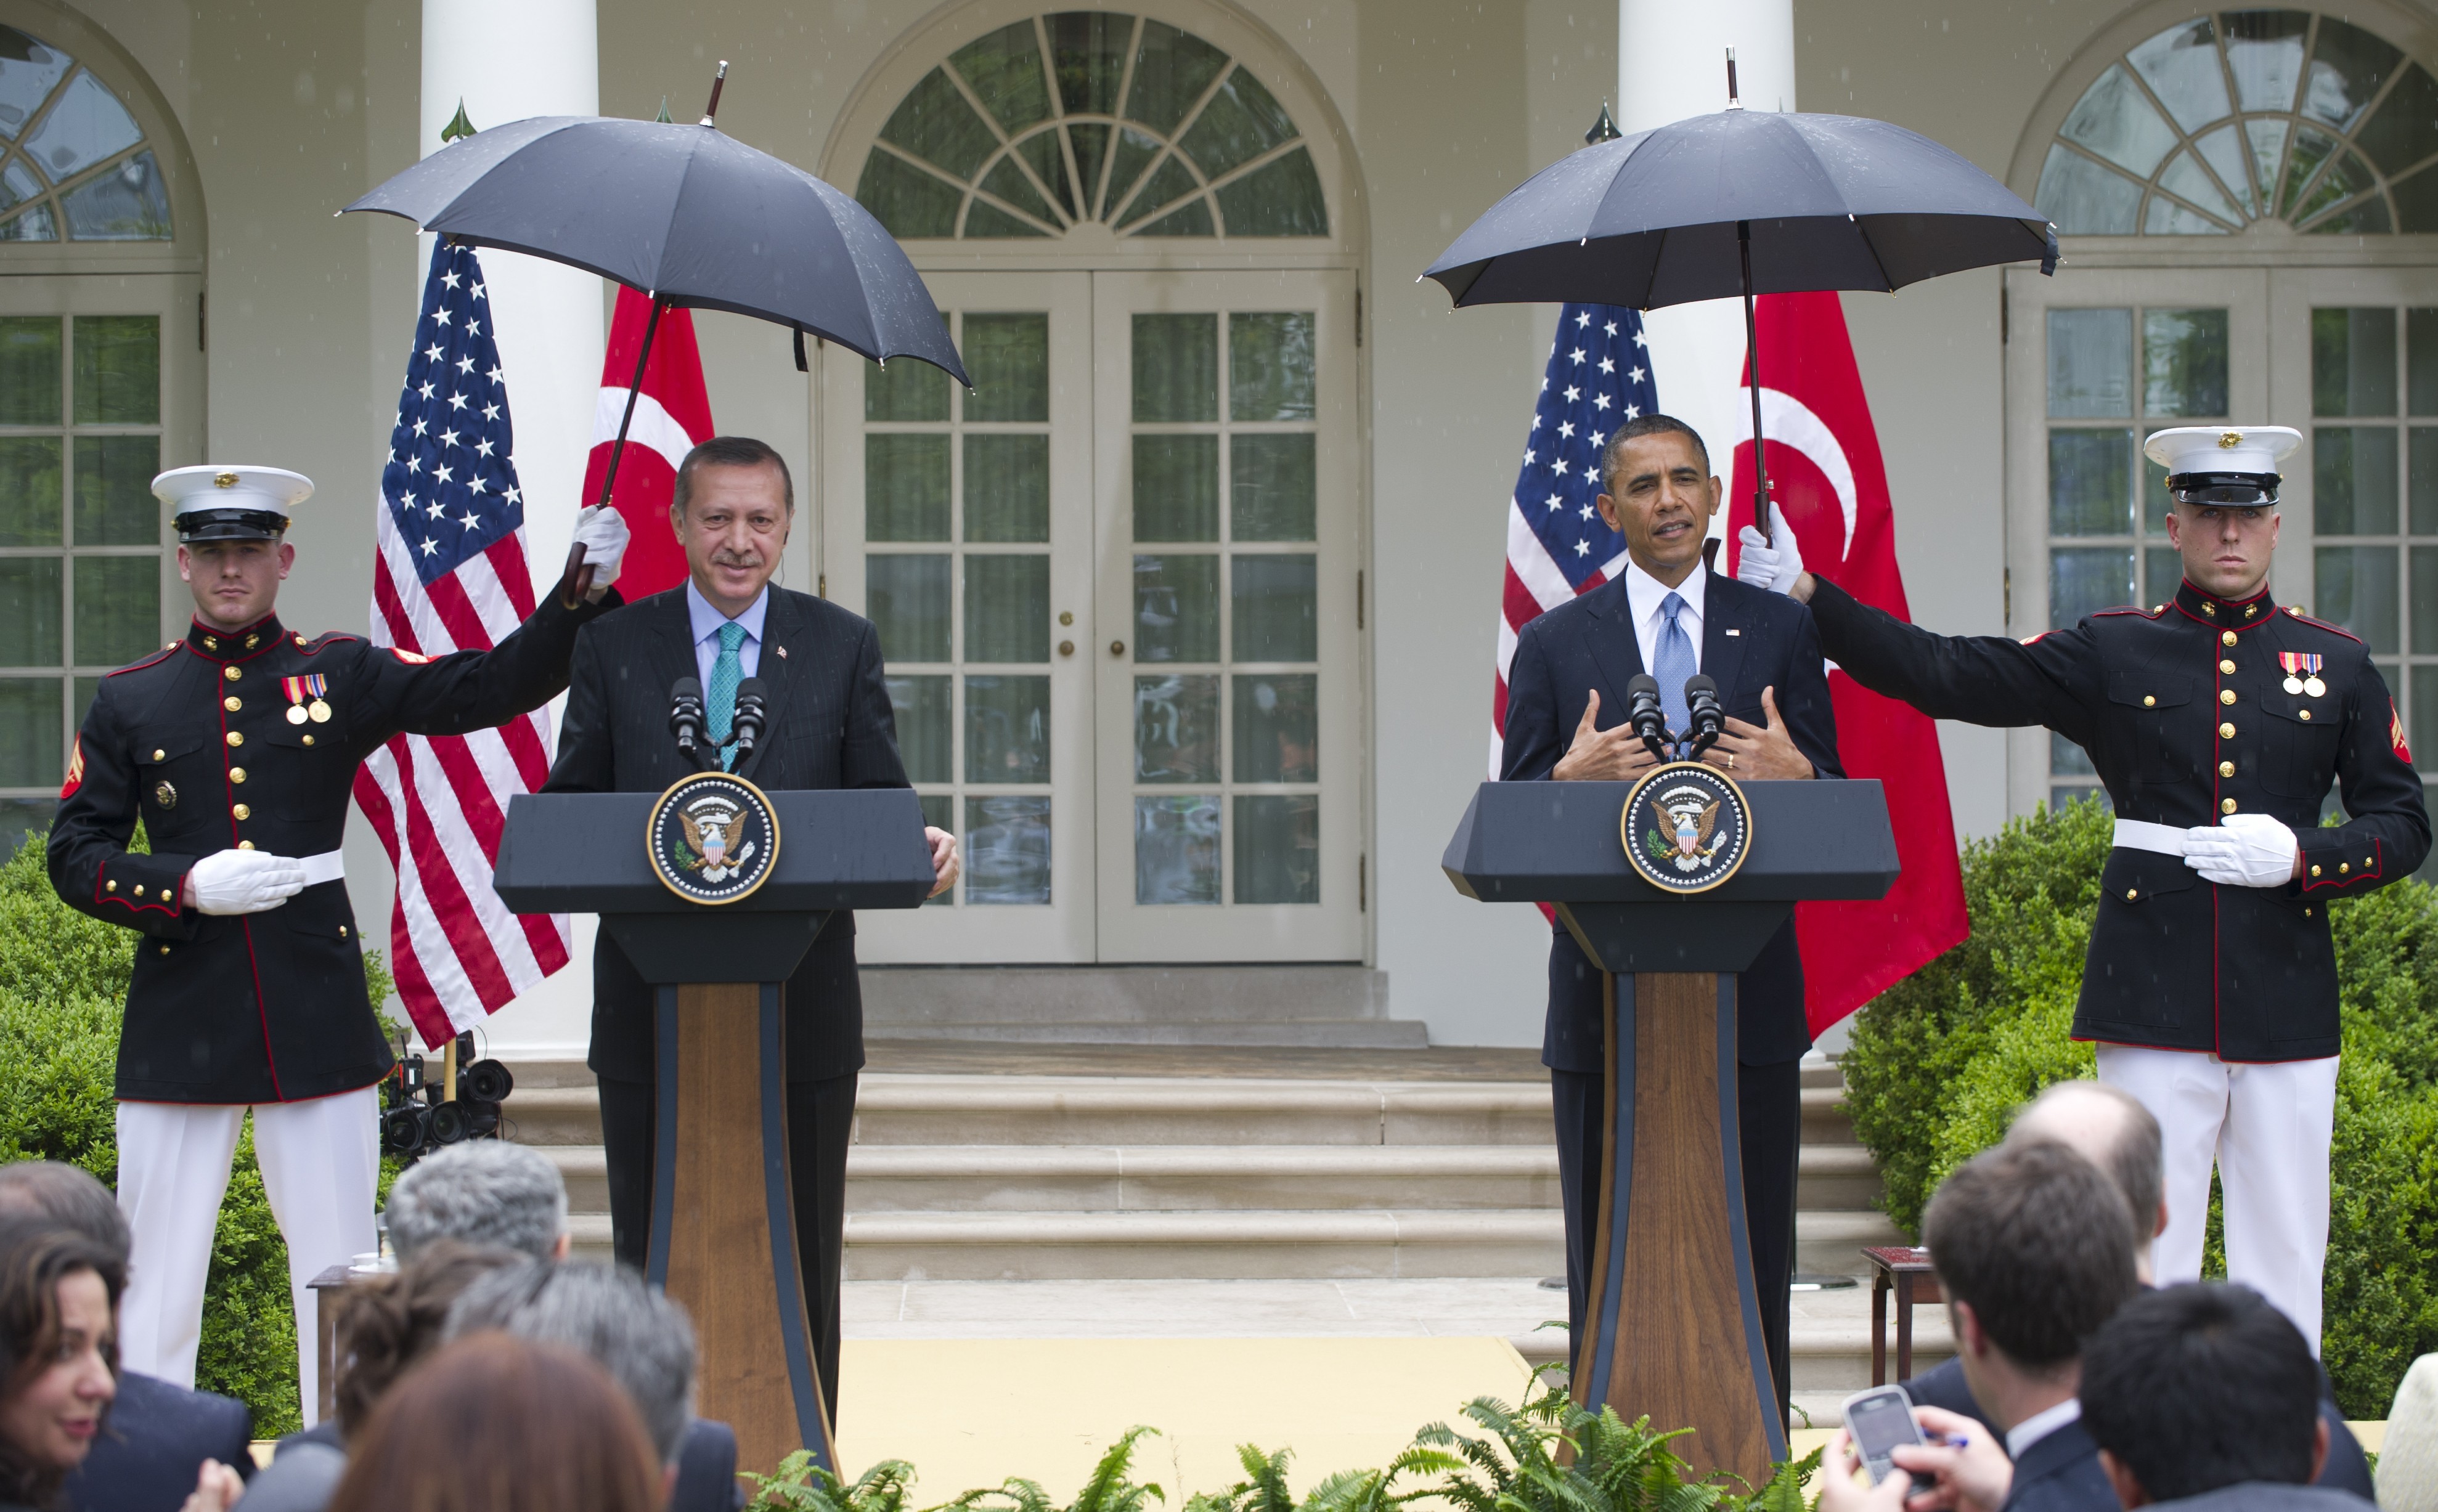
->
[[2174, 601, 2280, 633], [105, 646, 180, 679], [181, 617, 290, 667], [2092, 606, 2171, 620], [2283, 609, 2364, 644], [92, 866, 179, 917], [237, 916, 283, 1102], [291, 633, 359, 658], [2301, 837, 2386, 892]]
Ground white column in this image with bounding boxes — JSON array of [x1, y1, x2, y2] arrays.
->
[[1616, 0, 1795, 519], [421, 0, 603, 1060]]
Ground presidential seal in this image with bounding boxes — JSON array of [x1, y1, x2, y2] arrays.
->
[[1620, 761, 1753, 895], [646, 771, 781, 904]]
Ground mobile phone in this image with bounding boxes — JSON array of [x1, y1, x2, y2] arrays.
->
[[1840, 1384, 1927, 1486]]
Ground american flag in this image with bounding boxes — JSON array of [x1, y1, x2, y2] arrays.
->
[[1490, 303, 1660, 775], [351, 240, 569, 1051]]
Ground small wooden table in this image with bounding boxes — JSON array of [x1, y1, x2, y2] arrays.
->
[[306, 1264, 367, 1425], [1862, 1245, 1944, 1385]]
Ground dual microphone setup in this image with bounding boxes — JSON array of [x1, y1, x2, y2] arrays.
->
[[1623, 672, 1727, 762], [669, 675, 769, 771]]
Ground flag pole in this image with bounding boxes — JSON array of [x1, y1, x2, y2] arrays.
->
[[1727, 47, 1772, 549], [560, 291, 668, 608]]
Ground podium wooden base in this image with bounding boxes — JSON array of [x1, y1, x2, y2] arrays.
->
[[646, 983, 836, 1477], [1573, 972, 1785, 1488]]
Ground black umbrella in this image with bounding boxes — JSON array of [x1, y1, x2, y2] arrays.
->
[[343, 70, 968, 594], [1424, 67, 2055, 540]]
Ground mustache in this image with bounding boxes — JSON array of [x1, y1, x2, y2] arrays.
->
[[708, 550, 765, 567]]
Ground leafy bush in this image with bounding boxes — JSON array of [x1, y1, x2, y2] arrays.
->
[[1841, 798, 2438, 1417], [0, 829, 398, 1434]]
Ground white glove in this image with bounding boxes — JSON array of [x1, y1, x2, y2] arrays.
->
[[187, 848, 305, 916], [1735, 502, 1804, 595], [569, 505, 630, 591], [2182, 814, 2301, 888]]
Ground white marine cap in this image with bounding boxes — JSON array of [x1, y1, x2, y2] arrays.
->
[[151, 465, 314, 540], [2142, 426, 2302, 505]]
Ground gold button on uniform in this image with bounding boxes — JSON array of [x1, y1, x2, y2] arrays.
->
[[2339, 862, 2350, 874], [2300, 709, 2312, 721], [224, 696, 240, 712], [2143, 694, 2156, 707], [158, 945, 169, 955], [303, 734, 314, 747], [2126, 888, 2140, 901], [104, 880, 115, 893], [150, 748, 165, 762], [2222, 798, 2239, 813], [237, 840, 254, 851], [132, 885, 144, 897], [2219, 761, 2235, 777], [339, 925, 349, 939], [2220, 722, 2236, 738], [230, 767, 247, 784], [224, 666, 240, 682], [2220, 689, 2238, 705], [225, 731, 243, 747], [232, 803, 250, 820], [2220, 659, 2237, 673], [2305, 907, 2314, 917], [2222, 630, 2238, 646], [2312, 865, 2323, 877]]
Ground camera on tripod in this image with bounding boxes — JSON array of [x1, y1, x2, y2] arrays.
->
[[378, 1033, 515, 1163]]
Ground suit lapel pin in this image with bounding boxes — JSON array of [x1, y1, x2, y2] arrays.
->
[[775, 645, 787, 659], [1724, 628, 1741, 637]]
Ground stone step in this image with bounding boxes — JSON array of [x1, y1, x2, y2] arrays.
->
[[1798, 1144, 1883, 1211], [868, 1020, 1433, 1048], [860, 965, 1398, 1028], [1802, 1084, 1857, 1145], [842, 1208, 1564, 1282], [845, 1145, 1559, 1213], [851, 1076, 1555, 1148], [568, 1211, 613, 1264], [1796, 1208, 1909, 1277], [499, 1086, 603, 1147], [539, 1145, 608, 1214]]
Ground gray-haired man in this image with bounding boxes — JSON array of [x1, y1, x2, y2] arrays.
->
[[385, 1141, 570, 1262]]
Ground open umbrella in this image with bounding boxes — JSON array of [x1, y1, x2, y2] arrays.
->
[[343, 69, 968, 595], [1424, 60, 2056, 540]]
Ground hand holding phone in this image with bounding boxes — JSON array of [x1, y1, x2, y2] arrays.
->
[[1841, 1386, 1928, 1487]]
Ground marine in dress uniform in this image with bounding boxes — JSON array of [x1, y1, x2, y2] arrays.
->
[[1735, 426, 2431, 1349], [47, 465, 628, 1417]]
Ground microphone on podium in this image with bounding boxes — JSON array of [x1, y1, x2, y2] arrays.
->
[[1623, 673, 1670, 761], [1682, 675, 1726, 758], [732, 677, 768, 761], [669, 677, 708, 767]]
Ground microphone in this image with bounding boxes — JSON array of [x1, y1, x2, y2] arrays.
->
[[669, 677, 707, 766], [732, 677, 768, 761], [1683, 675, 1726, 757], [1623, 673, 1670, 760]]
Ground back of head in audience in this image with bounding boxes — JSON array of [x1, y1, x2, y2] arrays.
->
[[0, 1165, 129, 1274], [0, 1214, 123, 1506], [385, 1142, 569, 1263], [2005, 1080, 2168, 1264], [331, 1240, 524, 1439], [325, 1331, 662, 1512], [444, 1259, 696, 1466], [2081, 1283, 2326, 1505]]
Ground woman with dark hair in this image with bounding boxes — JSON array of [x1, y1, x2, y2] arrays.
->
[[0, 1214, 124, 1511], [326, 1331, 664, 1512]]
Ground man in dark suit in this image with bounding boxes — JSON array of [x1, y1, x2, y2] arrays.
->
[[0, 1162, 253, 1512], [1498, 413, 1840, 1417], [545, 436, 958, 1423]]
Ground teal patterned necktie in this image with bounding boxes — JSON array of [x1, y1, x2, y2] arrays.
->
[[706, 619, 746, 771]]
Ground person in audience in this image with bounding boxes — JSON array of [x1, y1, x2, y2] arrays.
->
[[2081, 1283, 2371, 1512], [0, 1216, 126, 1512], [447, 1258, 730, 1510], [0, 1163, 255, 1512], [2381, 1353, 2438, 1512], [324, 1332, 664, 1512], [383, 1144, 570, 1264]]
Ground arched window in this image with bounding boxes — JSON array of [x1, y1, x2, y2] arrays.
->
[[854, 12, 1328, 240], [2036, 10, 2438, 235], [0, 23, 171, 242]]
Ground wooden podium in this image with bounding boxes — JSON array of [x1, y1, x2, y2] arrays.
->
[[495, 787, 935, 1476], [1443, 778, 1897, 1485]]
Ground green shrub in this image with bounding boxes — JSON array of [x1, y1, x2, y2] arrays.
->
[[0, 829, 398, 1434], [1841, 797, 2438, 1417]]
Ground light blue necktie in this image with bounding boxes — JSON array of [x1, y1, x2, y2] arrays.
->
[[706, 619, 746, 771], [1654, 591, 1695, 755]]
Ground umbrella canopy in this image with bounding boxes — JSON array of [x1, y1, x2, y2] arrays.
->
[[344, 114, 969, 386], [1424, 108, 2055, 310]]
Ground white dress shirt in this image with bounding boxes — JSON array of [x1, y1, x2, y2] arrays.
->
[[685, 579, 767, 687], [1621, 557, 1707, 673], [2005, 1396, 2082, 1460]]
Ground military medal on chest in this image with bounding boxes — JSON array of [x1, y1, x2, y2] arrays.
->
[[282, 673, 332, 725], [2279, 652, 2325, 699]]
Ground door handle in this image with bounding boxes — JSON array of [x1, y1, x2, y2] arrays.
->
[[1109, 640, 1125, 656], [1059, 641, 1075, 657]]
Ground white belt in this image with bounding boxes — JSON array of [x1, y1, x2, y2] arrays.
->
[[299, 850, 346, 887], [2113, 818, 2188, 856]]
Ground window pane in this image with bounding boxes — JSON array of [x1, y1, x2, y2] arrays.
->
[[71, 315, 157, 425], [0, 558, 62, 665], [979, 158, 1059, 226], [964, 554, 1048, 663], [72, 555, 154, 665], [2050, 547, 2135, 628], [865, 434, 949, 542], [2142, 309, 2228, 417], [964, 200, 1051, 240], [2314, 427, 2399, 535], [1177, 68, 1297, 179], [2050, 785, 2113, 816], [0, 437, 62, 547], [1233, 672, 1316, 782], [1213, 148, 1329, 237], [2048, 309, 2133, 417], [1116, 155, 1200, 228], [1125, 20, 1229, 134], [1230, 313, 1316, 421], [2227, 10, 2307, 112], [964, 434, 1048, 543], [2145, 545, 2183, 604], [2034, 144, 2142, 235], [866, 554, 951, 663], [0, 317, 60, 426], [0, 31, 73, 140], [1013, 132, 1075, 220], [71, 434, 156, 545], [2048, 429, 2134, 535], [1133, 553, 1218, 664], [0, 677, 59, 787], [1133, 434, 1218, 541], [1133, 199, 1216, 238], [950, 21, 1054, 136], [856, 152, 963, 240], [1231, 434, 1315, 542], [2360, 66, 2438, 176], [2156, 152, 2240, 224], [2413, 428, 2438, 533], [1046, 10, 1130, 116], [2412, 311, 2438, 416], [964, 673, 1048, 782], [0, 204, 56, 243], [964, 794, 1051, 904], [2060, 65, 2179, 177], [2415, 666, 2438, 772], [1135, 794, 1220, 904], [2301, 18, 2400, 132], [2315, 545, 2401, 654], [1234, 794, 1318, 904], [2313, 308, 2398, 417], [866, 350, 950, 421], [879, 67, 996, 182], [0, 798, 50, 861], [963, 313, 1048, 423], [1136, 673, 1220, 782], [2051, 730, 2097, 777], [1232, 554, 1316, 662], [2128, 19, 2232, 133], [1132, 314, 1217, 422], [23, 71, 141, 181], [60, 151, 169, 241], [886, 673, 951, 784]]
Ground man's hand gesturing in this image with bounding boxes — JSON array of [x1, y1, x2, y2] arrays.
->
[[1552, 689, 1663, 781], [1697, 686, 1815, 780]]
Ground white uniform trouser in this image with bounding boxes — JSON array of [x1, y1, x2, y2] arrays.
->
[[115, 1087, 378, 1425], [2094, 1044, 2339, 1352]]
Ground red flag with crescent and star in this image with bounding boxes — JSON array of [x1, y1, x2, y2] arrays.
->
[[1726, 291, 1970, 1038], [581, 287, 716, 599]]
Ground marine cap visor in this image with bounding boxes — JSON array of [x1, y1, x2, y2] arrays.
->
[[2167, 470, 2280, 507], [175, 506, 290, 542]]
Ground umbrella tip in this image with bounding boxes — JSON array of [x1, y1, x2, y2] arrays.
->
[[700, 60, 730, 128], [1724, 47, 1742, 110], [1583, 102, 1620, 146], [441, 98, 477, 142]]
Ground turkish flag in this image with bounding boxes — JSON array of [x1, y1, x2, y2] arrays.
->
[[1726, 291, 1970, 1038], [581, 288, 715, 599]]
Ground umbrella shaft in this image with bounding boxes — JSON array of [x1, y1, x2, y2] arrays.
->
[[1738, 221, 1769, 546], [599, 296, 669, 511]]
